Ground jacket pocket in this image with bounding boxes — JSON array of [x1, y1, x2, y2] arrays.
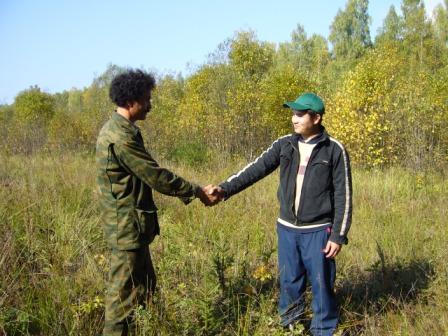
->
[[310, 160, 331, 185], [312, 159, 330, 167], [135, 209, 160, 244]]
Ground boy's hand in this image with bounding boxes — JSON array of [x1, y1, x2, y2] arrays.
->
[[323, 241, 341, 258]]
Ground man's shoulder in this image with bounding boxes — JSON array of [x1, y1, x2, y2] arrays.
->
[[96, 119, 138, 163], [97, 118, 135, 145]]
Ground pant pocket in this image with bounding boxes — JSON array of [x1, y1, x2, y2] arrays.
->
[[135, 209, 160, 244]]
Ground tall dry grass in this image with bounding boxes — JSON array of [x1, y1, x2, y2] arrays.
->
[[0, 152, 446, 335]]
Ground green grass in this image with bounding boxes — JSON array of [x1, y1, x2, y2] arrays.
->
[[0, 153, 447, 335]]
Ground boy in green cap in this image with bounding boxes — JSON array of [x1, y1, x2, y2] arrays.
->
[[209, 93, 352, 335]]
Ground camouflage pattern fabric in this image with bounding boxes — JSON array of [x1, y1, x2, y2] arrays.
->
[[103, 246, 155, 336], [96, 112, 200, 250]]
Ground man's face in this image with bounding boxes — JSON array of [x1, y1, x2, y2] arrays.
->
[[129, 91, 152, 121], [291, 109, 320, 136]]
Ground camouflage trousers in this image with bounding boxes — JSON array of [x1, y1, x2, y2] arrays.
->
[[103, 245, 156, 336]]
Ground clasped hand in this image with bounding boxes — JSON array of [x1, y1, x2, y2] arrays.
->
[[197, 184, 225, 206]]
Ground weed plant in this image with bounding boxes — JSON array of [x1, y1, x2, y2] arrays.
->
[[0, 153, 446, 335]]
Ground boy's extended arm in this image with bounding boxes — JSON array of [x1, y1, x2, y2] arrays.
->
[[219, 138, 283, 199]]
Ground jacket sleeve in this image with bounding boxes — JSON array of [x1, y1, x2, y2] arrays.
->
[[114, 140, 200, 204], [329, 143, 353, 245], [219, 137, 283, 199]]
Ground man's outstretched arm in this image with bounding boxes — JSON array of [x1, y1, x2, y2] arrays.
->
[[115, 140, 217, 206]]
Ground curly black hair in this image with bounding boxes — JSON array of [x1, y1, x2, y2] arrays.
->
[[109, 69, 156, 107]]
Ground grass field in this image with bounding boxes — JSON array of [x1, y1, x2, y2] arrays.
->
[[0, 153, 447, 335]]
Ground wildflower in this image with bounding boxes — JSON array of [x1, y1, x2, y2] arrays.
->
[[253, 264, 272, 282]]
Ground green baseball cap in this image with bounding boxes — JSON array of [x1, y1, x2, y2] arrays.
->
[[283, 92, 325, 114]]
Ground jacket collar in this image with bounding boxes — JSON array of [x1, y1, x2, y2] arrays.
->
[[111, 111, 140, 136], [289, 126, 329, 149]]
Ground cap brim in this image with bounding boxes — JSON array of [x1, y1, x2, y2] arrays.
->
[[282, 101, 310, 110]]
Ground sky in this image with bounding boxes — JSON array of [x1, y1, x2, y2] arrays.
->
[[0, 0, 444, 104]]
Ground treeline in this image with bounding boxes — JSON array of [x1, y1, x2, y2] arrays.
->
[[1, 0, 447, 170]]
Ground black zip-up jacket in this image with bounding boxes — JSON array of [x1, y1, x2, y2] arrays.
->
[[220, 129, 352, 244]]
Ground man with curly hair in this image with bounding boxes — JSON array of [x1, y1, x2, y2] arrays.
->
[[96, 69, 217, 335]]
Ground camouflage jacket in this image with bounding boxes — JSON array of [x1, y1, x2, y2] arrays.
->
[[96, 112, 200, 250]]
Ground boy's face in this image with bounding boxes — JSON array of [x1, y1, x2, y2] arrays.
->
[[291, 109, 321, 137]]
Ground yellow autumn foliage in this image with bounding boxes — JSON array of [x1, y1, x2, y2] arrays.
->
[[327, 46, 402, 167]]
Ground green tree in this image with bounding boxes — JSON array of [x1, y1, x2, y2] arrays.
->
[[327, 0, 372, 90], [401, 0, 433, 67], [14, 86, 55, 125], [169, 31, 280, 157], [391, 69, 448, 169], [52, 91, 69, 114], [399, 0, 448, 73], [375, 5, 403, 45], [0, 104, 14, 151], [303, 34, 331, 85], [81, 65, 121, 140], [0, 104, 14, 126], [67, 88, 84, 114], [329, 0, 371, 61], [47, 109, 93, 151], [226, 31, 276, 156], [177, 64, 236, 153], [277, 25, 330, 85], [229, 30, 275, 80], [433, 1, 448, 47], [11, 86, 55, 153], [146, 73, 186, 153]]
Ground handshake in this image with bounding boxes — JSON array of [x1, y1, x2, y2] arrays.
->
[[196, 185, 225, 206]]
